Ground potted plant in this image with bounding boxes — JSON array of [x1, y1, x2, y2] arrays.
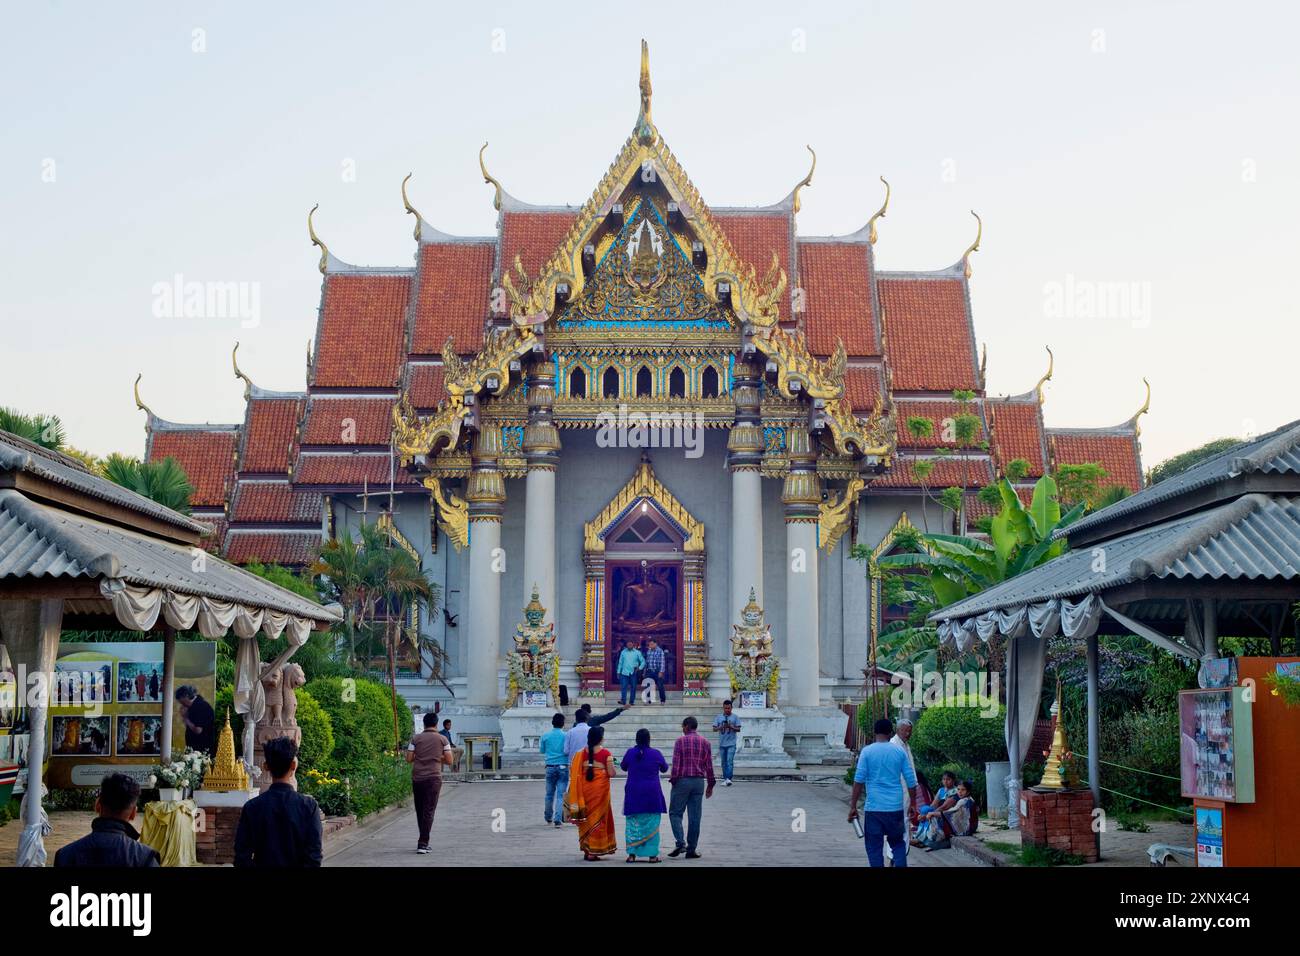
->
[[150, 749, 212, 800]]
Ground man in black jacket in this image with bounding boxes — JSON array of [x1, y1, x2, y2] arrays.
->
[[234, 736, 322, 867], [54, 773, 160, 867]]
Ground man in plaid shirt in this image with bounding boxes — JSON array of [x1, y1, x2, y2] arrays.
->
[[644, 639, 666, 704], [667, 716, 715, 858]]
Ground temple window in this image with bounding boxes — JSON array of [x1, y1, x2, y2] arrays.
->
[[701, 365, 720, 398], [636, 366, 653, 397], [603, 366, 621, 398], [569, 366, 587, 398], [668, 366, 686, 398]]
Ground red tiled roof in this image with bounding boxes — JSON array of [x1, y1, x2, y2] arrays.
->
[[797, 242, 877, 357], [301, 397, 394, 446], [500, 211, 577, 285], [410, 242, 493, 355], [147, 429, 238, 508], [715, 213, 792, 312], [294, 453, 420, 487], [895, 400, 987, 450], [313, 274, 411, 388], [843, 366, 883, 414], [224, 530, 321, 567], [240, 397, 304, 473], [407, 364, 448, 408], [228, 481, 323, 524], [988, 399, 1048, 478], [878, 277, 977, 391], [872, 455, 994, 489], [1050, 431, 1143, 493], [965, 484, 1035, 521]]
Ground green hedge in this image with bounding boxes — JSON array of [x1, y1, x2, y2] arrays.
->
[[293, 689, 335, 772], [303, 676, 411, 773], [911, 697, 1007, 769]]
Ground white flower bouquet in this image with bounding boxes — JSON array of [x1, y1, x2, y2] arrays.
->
[[151, 748, 212, 791]]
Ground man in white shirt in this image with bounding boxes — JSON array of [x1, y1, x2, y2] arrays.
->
[[888, 717, 917, 860]]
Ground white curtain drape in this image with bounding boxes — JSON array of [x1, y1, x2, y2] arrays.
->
[[100, 579, 319, 643]]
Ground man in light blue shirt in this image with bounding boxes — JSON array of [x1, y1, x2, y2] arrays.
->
[[847, 717, 919, 867], [539, 713, 569, 828], [616, 641, 646, 706]]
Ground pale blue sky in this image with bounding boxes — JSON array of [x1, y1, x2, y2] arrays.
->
[[2, 0, 1296, 466]]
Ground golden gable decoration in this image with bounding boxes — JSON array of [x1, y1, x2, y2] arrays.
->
[[583, 457, 704, 554]]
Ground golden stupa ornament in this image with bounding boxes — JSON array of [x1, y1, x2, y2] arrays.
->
[[203, 710, 249, 792], [1037, 679, 1073, 790]]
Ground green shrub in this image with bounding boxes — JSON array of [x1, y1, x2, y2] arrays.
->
[[345, 754, 412, 819], [300, 767, 352, 818], [1062, 702, 1182, 814], [214, 685, 243, 754], [293, 689, 335, 772], [46, 788, 100, 812], [0, 798, 21, 827], [1020, 844, 1084, 867], [911, 697, 1007, 770], [304, 676, 410, 772]]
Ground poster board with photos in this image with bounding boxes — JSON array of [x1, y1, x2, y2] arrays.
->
[[1178, 686, 1256, 804], [45, 642, 217, 789]]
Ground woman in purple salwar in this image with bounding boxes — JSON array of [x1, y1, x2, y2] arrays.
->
[[620, 728, 668, 863]]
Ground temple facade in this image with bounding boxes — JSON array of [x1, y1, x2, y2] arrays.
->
[[140, 44, 1146, 740]]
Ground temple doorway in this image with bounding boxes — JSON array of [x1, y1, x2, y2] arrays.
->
[[603, 504, 685, 690]]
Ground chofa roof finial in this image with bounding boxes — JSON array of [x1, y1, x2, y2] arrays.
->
[[133, 373, 155, 419], [792, 145, 816, 214], [1035, 346, 1054, 406], [401, 172, 423, 242], [867, 176, 890, 245], [232, 342, 253, 400], [962, 210, 982, 278], [479, 143, 503, 212], [1133, 378, 1151, 437], [307, 204, 329, 274], [635, 39, 655, 143]]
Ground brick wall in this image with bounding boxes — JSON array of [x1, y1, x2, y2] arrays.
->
[[1020, 788, 1099, 863]]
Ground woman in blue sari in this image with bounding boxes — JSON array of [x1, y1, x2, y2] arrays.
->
[[620, 728, 668, 863]]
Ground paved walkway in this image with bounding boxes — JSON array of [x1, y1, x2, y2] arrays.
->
[[326, 777, 983, 867]]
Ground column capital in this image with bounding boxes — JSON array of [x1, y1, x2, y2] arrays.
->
[[728, 357, 764, 471], [467, 426, 506, 519], [523, 361, 561, 468], [782, 424, 821, 520]]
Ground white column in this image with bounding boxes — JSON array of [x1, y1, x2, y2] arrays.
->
[[466, 427, 506, 706], [522, 361, 560, 629], [0, 598, 63, 866], [783, 425, 821, 707], [160, 626, 176, 763], [727, 360, 765, 621]]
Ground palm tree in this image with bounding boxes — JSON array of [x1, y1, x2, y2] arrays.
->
[[100, 453, 193, 514], [0, 407, 66, 449]]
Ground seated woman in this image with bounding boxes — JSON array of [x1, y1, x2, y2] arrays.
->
[[918, 778, 979, 850]]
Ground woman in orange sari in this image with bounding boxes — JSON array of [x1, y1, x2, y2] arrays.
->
[[565, 725, 618, 861]]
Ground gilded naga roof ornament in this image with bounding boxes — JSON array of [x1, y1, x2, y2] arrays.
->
[[791, 145, 816, 214], [962, 210, 982, 279], [867, 176, 890, 245], [401, 172, 423, 241], [231, 342, 254, 400], [635, 39, 655, 143], [479, 143, 503, 211], [1132, 378, 1152, 437], [1035, 346, 1054, 406], [426, 477, 469, 551], [133, 374, 155, 419], [819, 475, 865, 553], [978, 342, 988, 391], [307, 204, 329, 275]]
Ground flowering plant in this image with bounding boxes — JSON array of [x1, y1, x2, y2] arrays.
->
[[299, 767, 352, 817], [151, 749, 212, 790]]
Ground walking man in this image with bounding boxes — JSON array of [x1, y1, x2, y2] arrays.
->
[[712, 700, 741, 786], [405, 712, 452, 854], [890, 717, 918, 857], [234, 736, 323, 867], [540, 712, 569, 827], [847, 718, 918, 868], [667, 716, 714, 859], [616, 640, 645, 706], [644, 638, 666, 704]]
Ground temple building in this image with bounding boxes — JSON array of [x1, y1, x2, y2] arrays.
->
[[139, 44, 1146, 757]]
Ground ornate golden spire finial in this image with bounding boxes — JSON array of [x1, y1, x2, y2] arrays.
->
[[232, 342, 253, 400], [791, 145, 816, 214], [401, 172, 423, 241], [1034, 346, 1054, 406], [1133, 377, 1151, 437], [978, 342, 988, 391], [133, 374, 155, 419], [635, 39, 655, 143], [479, 143, 503, 212], [307, 204, 329, 274], [867, 176, 890, 245], [962, 210, 982, 278], [1038, 678, 1073, 790]]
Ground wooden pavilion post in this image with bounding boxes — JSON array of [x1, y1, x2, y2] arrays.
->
[[1085, 633, 1101, 858]]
